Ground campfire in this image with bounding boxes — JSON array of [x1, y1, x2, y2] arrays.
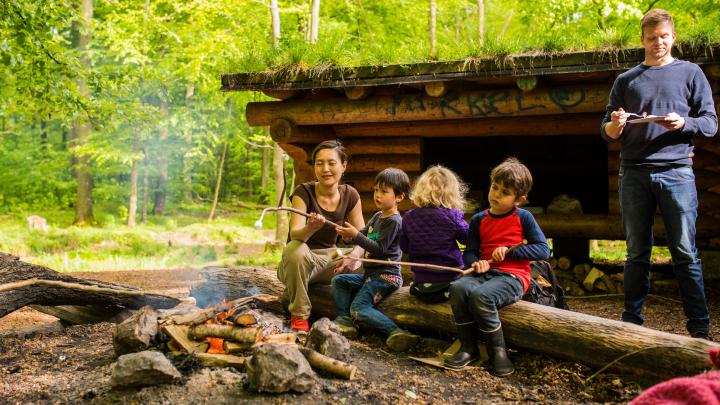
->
[[112, 293, 357, 385]]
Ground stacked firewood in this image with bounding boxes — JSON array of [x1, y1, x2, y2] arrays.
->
[[113, 294, 357, 380], [549, 257, 623, 296]]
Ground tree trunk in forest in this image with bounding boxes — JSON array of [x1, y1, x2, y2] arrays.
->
[[192, 266, 720, 383], [71, 0, 95, 226], [270, 0, 280, 48], [429, 0, 437, 58], [261, 135, 271, 191], [208, 141, 228, 222], [153, 100, 169, 215], [477, 0, 485, 45], [182, 82, 195, 201], [310, 0, 320, 44], [128, 127, 141, 227], [141, 145, 149, 224], [273, 143, 289, 243], [0, 253, 179, 321]]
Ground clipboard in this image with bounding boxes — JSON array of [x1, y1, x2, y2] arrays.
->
[[627, 115, 668, 124]]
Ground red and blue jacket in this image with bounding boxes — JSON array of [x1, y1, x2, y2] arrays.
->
[[462, 207, 550, 293]]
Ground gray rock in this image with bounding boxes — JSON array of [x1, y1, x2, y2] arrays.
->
[[246, 344, 316, 393], [110, 351, 181, 388], [305, 317, 350, 361], [113, 306, 159, 356]]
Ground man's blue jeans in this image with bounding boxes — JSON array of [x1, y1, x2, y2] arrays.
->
[[619, 165, 709, 333], [332, 274, 399, 337], [448, 270, 524, 332]]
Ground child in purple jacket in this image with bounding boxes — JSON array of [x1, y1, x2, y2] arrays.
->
[[399, 165, 469, 303]]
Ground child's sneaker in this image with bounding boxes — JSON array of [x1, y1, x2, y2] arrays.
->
[[333, 316, 359, 338], [290, 315, 309, 333], [386, 328, 421, 352]]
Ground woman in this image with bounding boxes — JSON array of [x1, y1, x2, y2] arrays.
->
[[277, 140, 365, 332]]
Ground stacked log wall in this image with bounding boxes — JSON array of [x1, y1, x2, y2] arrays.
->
[[253, 74, 720, 247]]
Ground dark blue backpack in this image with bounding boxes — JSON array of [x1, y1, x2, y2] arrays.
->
[[523, 260, 568, 310]]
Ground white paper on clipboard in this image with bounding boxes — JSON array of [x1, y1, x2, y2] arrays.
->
[[627, 115, 669, 124]]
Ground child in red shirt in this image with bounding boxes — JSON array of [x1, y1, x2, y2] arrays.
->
[[445, 158, 550, 376]]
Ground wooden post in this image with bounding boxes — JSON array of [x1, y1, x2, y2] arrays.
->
[[246, 85, 609, 126], [269, 119, 334, 144]]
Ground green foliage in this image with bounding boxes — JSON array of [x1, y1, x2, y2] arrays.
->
[[0, 0, 717, 273], [1, 206, 280, 271]]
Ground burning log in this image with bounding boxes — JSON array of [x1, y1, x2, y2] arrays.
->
[[163, 294, 278, 326], [188, 324, 263, 344], [230, 309, 261, 326], [0, 252, 179, 322], [193, 266, 720, 382]]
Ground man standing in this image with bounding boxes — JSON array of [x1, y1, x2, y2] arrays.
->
[[601, 9, 717, 339]]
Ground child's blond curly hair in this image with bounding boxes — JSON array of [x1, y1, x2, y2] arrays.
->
[[410, 165, 468, 210]]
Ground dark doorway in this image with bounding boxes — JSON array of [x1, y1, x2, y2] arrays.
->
[[423, 135, 609, 214]]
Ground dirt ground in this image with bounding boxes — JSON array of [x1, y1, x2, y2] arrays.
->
[[2, 267, 719, 405]]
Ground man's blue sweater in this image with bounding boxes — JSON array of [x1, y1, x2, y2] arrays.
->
[[600, 59, 717, 167]]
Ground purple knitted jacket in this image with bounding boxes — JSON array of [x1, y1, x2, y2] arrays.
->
[[399, 207, 469, 283]]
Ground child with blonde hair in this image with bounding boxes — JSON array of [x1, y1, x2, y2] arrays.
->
[[399, 165, 469, 303]]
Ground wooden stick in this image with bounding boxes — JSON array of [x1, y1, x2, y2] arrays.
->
[[188, 324, 263, 343], [258, 207, 343, 229], [299, 347, 357, 380], [460, 240, 528, 275], [332, 250, 464, 274], [194, 353, 246, 369]]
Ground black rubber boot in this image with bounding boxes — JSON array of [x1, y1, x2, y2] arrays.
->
[[443, 322, 480, 369], [485, 327, 514, 376]]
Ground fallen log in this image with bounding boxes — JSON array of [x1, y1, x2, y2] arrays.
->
[[193, 353, 246, 369], [0, 253, 180, 320], [194, 266, 720, 382]]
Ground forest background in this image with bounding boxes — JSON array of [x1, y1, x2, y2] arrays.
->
[[1, 0, 718, 272]]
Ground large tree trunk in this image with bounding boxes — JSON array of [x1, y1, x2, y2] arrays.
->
[[270, 0, 280, 48], [153, 100, 169, 215], [71, 0, 95, 226], [429, 0, 437, 58], [192, 266, 720, 382], [477, 0, 485, 45], [128, 126, 141, 227], [182, 82, 195, 201], [273, 143, 289, 243], [0, 253, 179, 321], [310, 0, 320, 44], [208, 141, 228, 221]]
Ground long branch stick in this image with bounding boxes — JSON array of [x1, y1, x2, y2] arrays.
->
[[332, 240, 528, 276], [258, 206, 343, 229], [332, 250, 464, 273], [460, 240, 528, 275]]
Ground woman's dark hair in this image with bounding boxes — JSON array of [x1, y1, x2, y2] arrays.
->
[[311, 140, 348, 163]]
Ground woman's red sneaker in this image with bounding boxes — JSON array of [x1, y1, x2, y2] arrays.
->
[[290, 315, 309, 333]]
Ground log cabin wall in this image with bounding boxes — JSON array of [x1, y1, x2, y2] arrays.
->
[[238, 59, 720, 251]]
